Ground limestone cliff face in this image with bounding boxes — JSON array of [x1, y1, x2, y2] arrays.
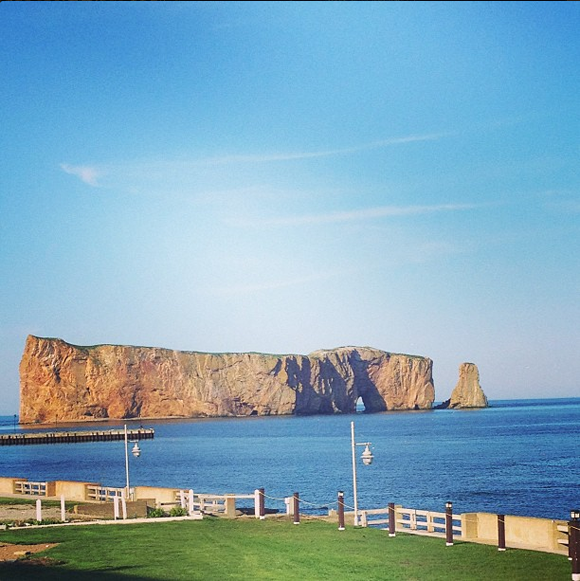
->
[[19, 336, 436, 424], [446, 362, 488, 409]]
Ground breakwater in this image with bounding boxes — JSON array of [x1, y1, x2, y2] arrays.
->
[[0, 428, 154, 446]]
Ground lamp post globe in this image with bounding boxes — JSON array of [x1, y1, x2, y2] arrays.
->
[[361, 444, 374, 466]]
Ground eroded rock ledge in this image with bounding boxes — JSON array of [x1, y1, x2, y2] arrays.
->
[[19, 335, 436, 424]]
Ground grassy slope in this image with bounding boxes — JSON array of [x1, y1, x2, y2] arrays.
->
[[0, 517, 570, 581]]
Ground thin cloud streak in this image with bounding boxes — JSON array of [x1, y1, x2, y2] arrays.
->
[[204, 133, 447, 165], [233, 203, 481, 227]]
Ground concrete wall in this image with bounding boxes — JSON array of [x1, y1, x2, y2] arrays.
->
[[462, 512, 568, 555], [52, 480, 100, 501], [134, 486, 180, 507], [74, 499, 152, 519], [0, 477, 25, 495]]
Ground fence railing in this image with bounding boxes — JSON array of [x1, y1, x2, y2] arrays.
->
[[4, 475, 575, 561], [14, 480, 47, 496], [360, 506, 461, 538], [166, 491, 255, 517], [86, 485, 125, 502], [357, 504, 570, 556], [397, 506, 462, 536]]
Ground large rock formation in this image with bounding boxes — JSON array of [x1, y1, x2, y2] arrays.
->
[[440, 362, 488, 409], [19, 335, 436, 424]]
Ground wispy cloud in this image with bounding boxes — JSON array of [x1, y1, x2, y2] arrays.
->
[[57, 131, 447, 192], [203, 133, 447, 165], [232, 203, 480, 227], [60, 163, 101, 186]]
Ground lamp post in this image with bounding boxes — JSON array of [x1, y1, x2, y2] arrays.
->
[[570, 508, 580, 580], [124, 424, 142, 500], [351, 420, 373, 527]]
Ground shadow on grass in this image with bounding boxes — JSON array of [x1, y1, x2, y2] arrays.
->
[[0, 561, 158, 581]]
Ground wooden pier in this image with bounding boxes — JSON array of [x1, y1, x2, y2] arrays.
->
[[0, 427, 154, 446]]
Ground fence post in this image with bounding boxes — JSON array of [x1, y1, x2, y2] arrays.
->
[[35, 499, 42, 522], [60, 495, 66, 522], [498, 514, 506, 551], [427, 511, 434, 533], [293, 492, 300, 525], [188, 490, 194, 514], [445, 501, 454, 546], [570, 510, 580, 581], [410, 509, 417, 531], [179, 490, 186, 509], [121, 496, 127, 520], [338, 491, 345, 531], [259, 487, 265, 520], [360, 511, 367, 528], [388, 502, 396, 537], [114, 495, 120, 520]]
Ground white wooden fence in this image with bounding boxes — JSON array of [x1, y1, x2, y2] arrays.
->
[[360, 505, 462, 538], [86, 485, 125, 502], [14, 480, 47, 496]]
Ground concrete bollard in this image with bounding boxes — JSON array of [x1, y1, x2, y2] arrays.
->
[[61, 495, 66, 522], [188, 490, 194, 514], [338, 491, 345, 531], [293, 492, 300, 525], [257, 488, 265, 520], [445, 501, 453, 546], [259, 488, 266, 519], [498, 514, 506, 551], [388, 502, 396, 537], [224, 495, 236, 518], [114, 495, 120, 520], [36, 499, 42, 522]]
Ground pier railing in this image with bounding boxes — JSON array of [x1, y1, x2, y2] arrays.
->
[[0, 428, 154, 446]]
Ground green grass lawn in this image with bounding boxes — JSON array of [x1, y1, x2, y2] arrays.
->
[[0, 517, 571, 580], [0, 497, 76, 509]]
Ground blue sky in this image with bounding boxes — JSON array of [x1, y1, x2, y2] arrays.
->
[[1, 1, 578, 414]]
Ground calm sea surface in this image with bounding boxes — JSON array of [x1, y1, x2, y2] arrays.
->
[[1, 398, 578, 520]]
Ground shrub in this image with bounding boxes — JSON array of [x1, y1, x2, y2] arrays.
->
[[169, 506, 188, 517]]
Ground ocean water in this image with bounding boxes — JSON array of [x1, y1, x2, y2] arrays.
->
[[1, 398, 578, 520]]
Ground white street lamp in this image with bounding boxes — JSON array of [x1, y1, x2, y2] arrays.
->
[[124, 424, 142, 500], [351, 420, 374, 526]]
